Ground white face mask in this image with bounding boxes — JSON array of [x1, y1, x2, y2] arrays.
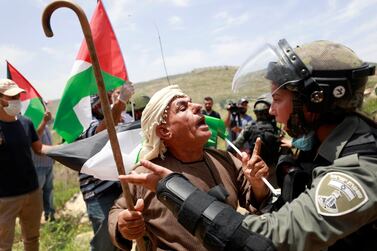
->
[[3, 100, 22, 116]]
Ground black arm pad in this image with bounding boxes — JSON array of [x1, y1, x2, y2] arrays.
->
[[157, 173, 217, 234], [156, 173, 276, 251]]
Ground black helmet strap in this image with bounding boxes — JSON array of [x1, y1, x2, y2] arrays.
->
[[286, 94, 312, 138]]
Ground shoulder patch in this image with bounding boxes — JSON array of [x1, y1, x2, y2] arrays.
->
[[315, 172, 368, 216]]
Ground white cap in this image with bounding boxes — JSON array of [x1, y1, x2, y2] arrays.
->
[[0, 79, 26, 96]]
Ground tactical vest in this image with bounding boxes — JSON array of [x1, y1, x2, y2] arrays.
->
[[274, 117, 377, 250], [246, 121, 281, 168]]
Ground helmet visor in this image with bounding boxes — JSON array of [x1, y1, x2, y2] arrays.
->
[[232, 40, 305, 98]]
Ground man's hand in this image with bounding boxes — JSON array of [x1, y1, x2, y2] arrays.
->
[[118, 82, 135, 104], [241, 138, 270, 199], [280, 137, 293, 148], [117, 199, 146, 240], [43, 111, 52, 123], [119, 160, 173, 192], [231, 126, 242, 134]]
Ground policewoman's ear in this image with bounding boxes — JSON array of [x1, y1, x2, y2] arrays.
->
[[156, 124, 172, 140]]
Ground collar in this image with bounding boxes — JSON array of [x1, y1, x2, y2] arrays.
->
[[315, 115, 361, 163]]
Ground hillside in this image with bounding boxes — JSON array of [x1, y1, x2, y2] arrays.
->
[[47, 65, 377, 120]]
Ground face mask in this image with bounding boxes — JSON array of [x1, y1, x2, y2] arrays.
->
[[3, 100, 22, 116], [291, 130, 315, 151]]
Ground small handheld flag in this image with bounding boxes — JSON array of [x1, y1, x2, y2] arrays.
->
[[6, 61, 45, 128]]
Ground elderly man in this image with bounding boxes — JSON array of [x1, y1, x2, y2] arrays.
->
[[108, 85, 269, 250]]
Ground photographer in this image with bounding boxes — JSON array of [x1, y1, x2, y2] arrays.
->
[[224, 98, 253, 141], [230, 94, 282, 166]]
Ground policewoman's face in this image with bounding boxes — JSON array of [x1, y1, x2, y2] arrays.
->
[[269, 83, 292, 131]]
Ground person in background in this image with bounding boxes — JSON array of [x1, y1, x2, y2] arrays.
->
[[32, 110, 55, 222], [201, 96, 221, 119], [124, 93, 151, 123], [120, 39, 377, 251], [230, 93, 282, 166], [224, 98, 253, 141], [77, 83, 134, 251], [108, 85, 270, 251], [0, 79, 51, 251]]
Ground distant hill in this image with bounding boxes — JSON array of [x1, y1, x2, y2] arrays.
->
[[133, 65, 272, 119], [47, 65, 377, 121]]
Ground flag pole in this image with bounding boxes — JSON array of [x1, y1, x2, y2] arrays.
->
[[225, 138, 280, 196], [6, 60, 47, 111], [41, 1, 146, 250]]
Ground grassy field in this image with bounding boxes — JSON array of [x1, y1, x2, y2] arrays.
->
[[13, 163, 92, 251]]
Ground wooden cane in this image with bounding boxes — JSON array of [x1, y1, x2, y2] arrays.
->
[[41, 1, 146, 250]]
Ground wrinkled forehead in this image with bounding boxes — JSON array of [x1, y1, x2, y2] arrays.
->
[[167, 95, 191, 111], [159, 95, 189, 125]]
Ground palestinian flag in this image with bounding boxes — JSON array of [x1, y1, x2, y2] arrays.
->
[[204, 115, 228, 148], [47, 121, 142, 181], [47, 118, 227, 180], [53, 0, 128, 143], [7, 61, 45, 128]]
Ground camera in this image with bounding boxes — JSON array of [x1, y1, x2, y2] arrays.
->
[[227, 102, 240, 116]]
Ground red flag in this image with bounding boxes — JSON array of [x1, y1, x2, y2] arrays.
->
[[7, 61, 45, 128], [7, 61, 44, 101], [76, 0, 128, 80], [53, 0, 129, 142]]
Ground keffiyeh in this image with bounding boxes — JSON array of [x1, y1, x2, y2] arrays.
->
[[139, 85, 185, 160]]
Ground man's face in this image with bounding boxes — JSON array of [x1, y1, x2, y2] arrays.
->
[[111, 87, 121, 103], [165, 96, 211, 146], [238, 101, 248, 114], [269, 84, 293, 131], [204, 100, 213, 112], [0, 94, 20, 106]]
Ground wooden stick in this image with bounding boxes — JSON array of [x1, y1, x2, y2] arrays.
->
[[41, 1, 146, 250]]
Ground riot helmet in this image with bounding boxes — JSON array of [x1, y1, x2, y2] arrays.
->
[[126, 94, 150, 121], [253, 93, 273, 121], [232, 39, 375, 137], [126, 94, 150, 112]]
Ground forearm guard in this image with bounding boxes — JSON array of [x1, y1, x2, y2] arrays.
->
[[156, 173, 276, 251]]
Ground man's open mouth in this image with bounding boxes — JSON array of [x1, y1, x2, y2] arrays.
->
[[197, 116, 206, 127]]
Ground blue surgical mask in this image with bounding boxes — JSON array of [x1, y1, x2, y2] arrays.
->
[[291, 131, 316, 151]]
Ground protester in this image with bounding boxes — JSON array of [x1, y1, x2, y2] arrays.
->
[[124, 93, 151, 123], [224, 97, 253, 141], [0, 79, 51, 251], [77, 83, 134, 251], [108, 85, 270, 250], [32, 110, 55, 222], [121, 39, 377, 250], [201, 96, 221, 119]]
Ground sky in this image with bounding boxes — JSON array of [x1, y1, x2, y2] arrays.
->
[[1, 0, 377, 100]]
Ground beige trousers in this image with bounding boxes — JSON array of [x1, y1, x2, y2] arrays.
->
[[0, 189, 43, 251]]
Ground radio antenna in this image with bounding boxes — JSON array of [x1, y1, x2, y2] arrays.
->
[[154, 23, 171, 85]]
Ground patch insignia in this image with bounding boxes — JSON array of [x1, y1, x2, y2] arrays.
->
[[315, 172, 368, 216]]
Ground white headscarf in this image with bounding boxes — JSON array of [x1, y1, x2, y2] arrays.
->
[[139, 85, 185, 160]]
